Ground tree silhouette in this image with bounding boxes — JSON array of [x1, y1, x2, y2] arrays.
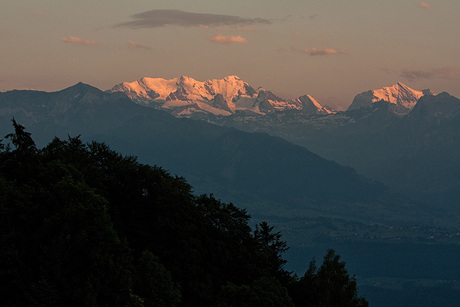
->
[[0, 121, 368, 306], [290, 249, 368, 307]]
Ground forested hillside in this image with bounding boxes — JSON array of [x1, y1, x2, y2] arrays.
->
[[0, 120, 367, 306]]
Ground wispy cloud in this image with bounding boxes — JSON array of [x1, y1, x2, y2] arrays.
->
[[209, 34, 248, 45], [401, 67, 460, 81], [292, 47, 347, 56], [60, 36, 97, 46], [116, 9, 271, 29], [216, 26, 256, 32], [128, 40, 152, 50], [418, 2, 431, 9]]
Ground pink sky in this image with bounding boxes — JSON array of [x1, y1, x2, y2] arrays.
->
[[1, 0, 459, 110]]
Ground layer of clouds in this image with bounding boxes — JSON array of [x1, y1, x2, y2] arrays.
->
[[128, 40, 152, 50], [117, 9, 271, 29], [418, 2, 431, 9], [292, 47, 347, 56], [209, 34, 248, 45], [401, 67, 460, 81], [60, 36, 97, 46]]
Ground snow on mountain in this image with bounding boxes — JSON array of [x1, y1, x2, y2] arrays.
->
[[347, 82, 431, 115], [108, 75, 332, 118]]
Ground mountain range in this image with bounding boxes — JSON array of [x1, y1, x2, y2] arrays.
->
[[2, 77, 460, 223], [2, 77, 460, 306], [0, 80, 428, 224], [115, 75, 458, 211], [108, 75, 332, 119], [217, 85, 460, 209]]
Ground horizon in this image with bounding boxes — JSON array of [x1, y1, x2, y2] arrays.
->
[[0, 75, 443, 112], [2, 0, 460, 110]]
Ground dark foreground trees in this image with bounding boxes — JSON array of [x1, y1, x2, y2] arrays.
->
[[290, 249, 368, 307], [0, 120, 367, 306]]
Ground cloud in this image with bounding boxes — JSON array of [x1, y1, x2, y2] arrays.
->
[[216, 26, 256, 32], [292, 47, 347, 56], [418, 2, 431, 9], [128, 40, 152, 50], [401, 67, 460, 81], [116, 9, 271, 29], [60, 36, 97, 46], [209, 34, 248, 45]]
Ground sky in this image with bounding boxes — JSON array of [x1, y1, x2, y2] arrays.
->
[[1, 0, 459, 110]]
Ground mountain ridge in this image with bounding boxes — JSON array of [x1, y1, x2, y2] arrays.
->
[[0, 83, 421, 224], [108, 75, 333, 118], [347, 82, 432, 115], [3, 79, 459, 210]]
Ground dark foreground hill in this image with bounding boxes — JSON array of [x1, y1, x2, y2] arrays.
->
[[0, 120, 367, 306]]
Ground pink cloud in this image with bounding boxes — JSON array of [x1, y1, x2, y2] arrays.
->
[[60, 36, 98, 46], [418, 2, 431, 9], [209, 34, 248, 44], [293, 47, 347, 56], [128, 40, 152, 50]]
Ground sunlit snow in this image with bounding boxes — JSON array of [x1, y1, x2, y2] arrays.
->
[[109, 75, 332, 117]]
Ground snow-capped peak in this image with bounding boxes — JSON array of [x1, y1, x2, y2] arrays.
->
[[108, 76, 330, 118], [347, 82, 429, 114]]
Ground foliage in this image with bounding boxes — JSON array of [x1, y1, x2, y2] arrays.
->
[[217, 277, 295, 307], [289, 249, 368, 307], [0, 120, 367, 306], [254, 221, 291, 283], [133, 250, 181, 307]]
